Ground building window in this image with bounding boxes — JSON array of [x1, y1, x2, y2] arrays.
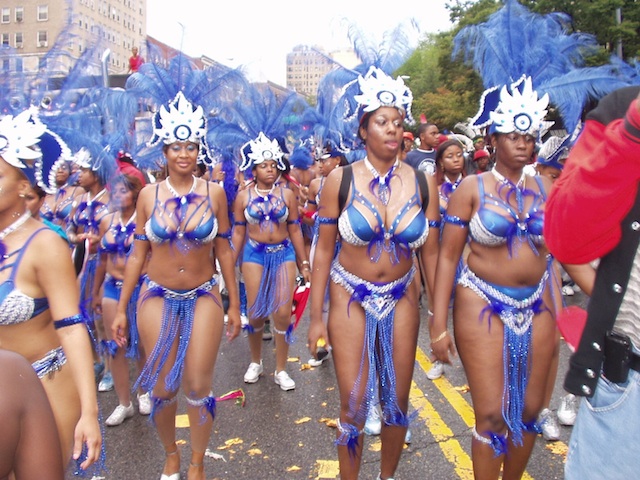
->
[[37, 31, 48, 47], [1, 33, 9, 45], [37, 5, 49, 21], [1, 8, 9, 23], [15, 32, 23, 48], [15, 7, 24, 23]]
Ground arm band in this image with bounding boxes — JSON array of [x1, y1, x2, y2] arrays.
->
[[287, 219, 300, 225], [134, 233, 149, 241], [217, 229, 232, 239], [428, 219, 442, 228], [234, 220, 247, 226], [54, 314, 85, 330], [318, 217, 338, 225], [443, 214, 469, 227]]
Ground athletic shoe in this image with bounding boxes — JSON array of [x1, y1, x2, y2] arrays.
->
[[405, 428, 412, 444], [262, 321, 272, 341], [364, 405, 382, 436], [243, 361, 263, 383], [137, 392, 151, 416], [98, 371, 114, 392], [539, 408, 560, 441], [93, 361, 105, 382], [562, 285, 575, 296], [427, 361, 444, 380], [274, 370, 295, 391], [557, 394, 578, 426], [105, 402, 135, 426], [308, 356, 329, 367]]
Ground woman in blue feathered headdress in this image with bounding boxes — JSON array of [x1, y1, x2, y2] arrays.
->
[[307, 65, 441, 480], [0, 109, 102, 475], [112, 61, 242, 479]]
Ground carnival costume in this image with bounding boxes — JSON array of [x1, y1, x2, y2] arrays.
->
[[99, 213, 142, 359], [441, 76, 556, 452], [322, 66, 431, 453], [449, 0, 630, 451], [122, 87, 233, 423], [234, 132, 301, 340], [0, 108, 107, 476]]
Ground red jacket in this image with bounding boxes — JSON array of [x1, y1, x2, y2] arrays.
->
[[545, 97, 640, 264]]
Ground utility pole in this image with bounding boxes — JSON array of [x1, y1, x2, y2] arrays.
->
[[616, 7, 623, 58]]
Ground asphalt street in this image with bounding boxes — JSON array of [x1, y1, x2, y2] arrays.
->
[[80, 292, 586, 480]]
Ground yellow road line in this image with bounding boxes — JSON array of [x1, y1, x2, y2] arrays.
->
[[416, 346, 549, 480], [410, 380, 475, 479]]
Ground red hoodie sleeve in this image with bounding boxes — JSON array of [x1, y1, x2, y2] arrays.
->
[[545, 99, 640, 264]]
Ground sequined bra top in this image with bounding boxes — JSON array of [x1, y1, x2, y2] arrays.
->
[[244, 188, 288, 228], [73, 191, 109, 235], [144, 182, 217, 245], [338, 173, 429, 262], [100, 215, 136, 257], [0, 229, 49, 326], [468, 174, 545, 249]]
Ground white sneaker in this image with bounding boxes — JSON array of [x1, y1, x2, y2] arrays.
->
[[105, 402, 135, 426], [539, 408, 560, 441], [274, 370, 295, 391], [137, 392, 151, 416], [244, 361, 263, 383], [364, 405, 382, 436], [557, 394, 578, 426], [427, 361, 444, 380], [98, 371, 114, 392], [562, 285, 575, 296]]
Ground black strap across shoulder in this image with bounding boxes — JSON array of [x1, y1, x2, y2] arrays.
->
[[337, 164, 428, 213]]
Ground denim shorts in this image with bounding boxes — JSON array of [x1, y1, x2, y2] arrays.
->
[[565, 367, 640, 479]]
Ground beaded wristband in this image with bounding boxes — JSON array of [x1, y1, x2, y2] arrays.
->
[[318, 217, 338, 225], [134, 233, 149, 241], [54, 314, 85, 330]]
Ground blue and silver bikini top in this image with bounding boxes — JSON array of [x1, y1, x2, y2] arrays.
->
[[100, 215, 136, 257], [338, 171, 429, 263], [55, 197, 75, 223], [469, 174, 545, 251], [40, 201, 55, 222], [0, 228, 49, 326], [73, 189, 109, 235], [144, 181, 217, 245], [244, 187, 288, 228]]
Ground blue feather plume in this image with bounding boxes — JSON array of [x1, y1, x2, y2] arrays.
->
[[453, 0, 631, 132]]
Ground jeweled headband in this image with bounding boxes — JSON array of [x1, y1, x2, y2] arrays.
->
[[0, 108, 71, 194], [489, 76, 549, 137], [354, 66, 414, 123], [149, 91, 207, 147], [0, 109, 46, 168], [240, 132, 286, 172]]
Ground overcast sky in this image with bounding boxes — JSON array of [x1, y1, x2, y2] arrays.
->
[[147, 1, 454, 84]]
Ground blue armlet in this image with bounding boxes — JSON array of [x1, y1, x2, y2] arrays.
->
[[134, 233, 149, 241], [443, 214, 469, 227], [217, 229, 232, 239], [318, 217, 338, 225], [54, 314, 85, 330], [428, 219, 442, 228], [287, 219, 300, 225], [234, 221, 247, 226]]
